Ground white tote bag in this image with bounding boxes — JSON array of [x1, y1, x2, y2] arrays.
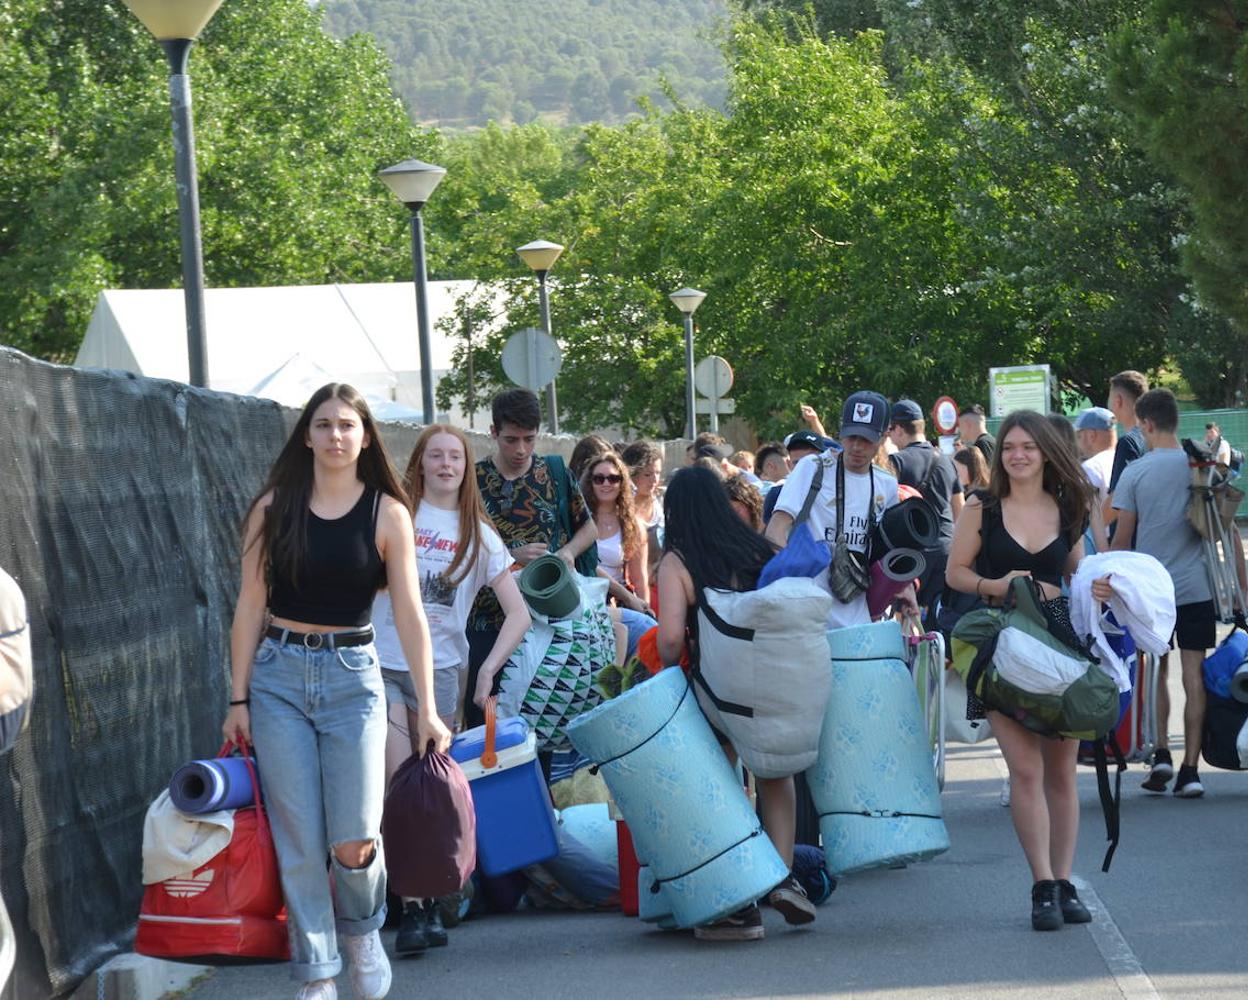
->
[[944, 669, 993, 744]]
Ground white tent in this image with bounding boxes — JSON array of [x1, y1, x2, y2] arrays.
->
[[75, 281, 502, 427]]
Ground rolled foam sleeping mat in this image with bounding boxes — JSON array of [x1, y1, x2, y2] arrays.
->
[[866, 549, 927, 619], [636, 865, 677, 928], [566, 667, 788, 929], [874, 497, 940, 556], [169, 756, 259, 814], [1231, 663, 1248, 705], [810, 620, 949, 877], [519, 554, 581, 619]]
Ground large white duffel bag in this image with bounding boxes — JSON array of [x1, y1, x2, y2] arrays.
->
[[692, 577, 833, 778]]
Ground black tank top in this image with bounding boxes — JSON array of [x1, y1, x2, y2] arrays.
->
[[268, 487, 385, 627], [977, 495, 1069, 589]]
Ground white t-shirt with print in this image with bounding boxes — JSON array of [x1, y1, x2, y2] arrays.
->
[[773, 452, 900, 630], [373, 504, 513, 673]]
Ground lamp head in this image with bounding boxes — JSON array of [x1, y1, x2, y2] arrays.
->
[[378, 159, 447, 209], [516, 240, 564, 273], [669, 287, 707, 316], [122, 0, 224, 40]]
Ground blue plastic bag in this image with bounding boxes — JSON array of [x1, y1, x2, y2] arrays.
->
[[1204, 630, 1248, 699], [758, 521, 830, 589]]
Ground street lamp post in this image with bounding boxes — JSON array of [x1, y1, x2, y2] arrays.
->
[[379, 159, 447, 425], [516, 240, 564, 433], [123, 0, 224, 389], [669, 287, 707, 440]]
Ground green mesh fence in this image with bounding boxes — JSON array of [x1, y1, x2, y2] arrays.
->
[[987, 408, 1248, 447]]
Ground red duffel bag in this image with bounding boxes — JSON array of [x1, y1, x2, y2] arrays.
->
[[136, 741, 290, 964], [382, 748, 476, 899]]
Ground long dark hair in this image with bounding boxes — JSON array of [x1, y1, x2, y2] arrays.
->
[[987, 409, 1093, 545], [244, 383, 409, 585], [663, 466, 776, 593]]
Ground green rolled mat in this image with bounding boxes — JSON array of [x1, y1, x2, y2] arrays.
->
[[519, 554, 581, 619]]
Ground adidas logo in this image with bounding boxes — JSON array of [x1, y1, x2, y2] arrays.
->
[[162, 870, 214, 898]]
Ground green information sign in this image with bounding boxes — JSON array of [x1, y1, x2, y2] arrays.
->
[[989, 364, 1051, 418]]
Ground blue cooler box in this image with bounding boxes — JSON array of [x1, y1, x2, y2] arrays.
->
[[451, 717, 558, 876]]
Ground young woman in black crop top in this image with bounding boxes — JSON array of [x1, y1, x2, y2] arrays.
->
[[947, 409, 1114, 933], [223, 383, 450, 1000]]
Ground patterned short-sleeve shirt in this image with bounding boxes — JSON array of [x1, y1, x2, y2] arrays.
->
[[468, 455, 589, 631]]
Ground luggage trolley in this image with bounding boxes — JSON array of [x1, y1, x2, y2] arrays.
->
[[904, 618, 946, 791], [1184, 440, 1246, 623]]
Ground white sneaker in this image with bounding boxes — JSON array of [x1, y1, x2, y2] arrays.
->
[[296, 980, 338, 1000], [342, 930, 392, 1000], [999, 776, 1011, 807]]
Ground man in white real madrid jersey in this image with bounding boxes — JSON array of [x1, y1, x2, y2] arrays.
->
[[766, 390, 915, 629]]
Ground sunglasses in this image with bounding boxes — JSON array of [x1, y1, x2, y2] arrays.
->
[[592, 473, 623, 485]]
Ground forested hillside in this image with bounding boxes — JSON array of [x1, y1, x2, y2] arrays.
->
[[319, 0, 729, 127]]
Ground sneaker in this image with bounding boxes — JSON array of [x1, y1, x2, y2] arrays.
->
[[394, 901, 428, 957], [1173, 764, 1204, 798], [422, 900, 448, 947], [999, 776, 1011, 807], [1057, 880, 1091, 924], [436, 889, 466, 929], [1141, 748, 1173, 792], [693, 903, 765, 941], [341, 929, 392, 1000], [767, 875, 817, 925], [1030, 880, 1062, 932], [296, 981, 338, 1000]]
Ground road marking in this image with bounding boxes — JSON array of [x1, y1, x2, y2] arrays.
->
[[1071, 876, 1161, 1000]]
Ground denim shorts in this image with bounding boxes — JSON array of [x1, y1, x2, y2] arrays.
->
[[381, 665, 462, 720]]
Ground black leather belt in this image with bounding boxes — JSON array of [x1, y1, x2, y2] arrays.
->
[[265, 625, 374, 650]]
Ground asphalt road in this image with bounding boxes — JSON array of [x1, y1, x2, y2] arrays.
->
[[183, 662, 1248, 1000]]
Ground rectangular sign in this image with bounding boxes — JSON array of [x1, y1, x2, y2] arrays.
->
[[989, 364, 1050, 418], [695, 398, 736, 414]]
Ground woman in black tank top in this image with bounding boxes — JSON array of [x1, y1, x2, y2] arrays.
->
[[946, 410, 1114, 933], [223, 383, 449, 999]]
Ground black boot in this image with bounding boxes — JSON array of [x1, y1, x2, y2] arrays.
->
[[1031, 880, 1062, 931], [395, 900, 429, 956], [1057, 880, 1091, 924], [423, 899, 448, 947]]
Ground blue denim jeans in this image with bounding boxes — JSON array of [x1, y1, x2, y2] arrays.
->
[[618, 607, 657, 661], [249, 635, 388, 982]]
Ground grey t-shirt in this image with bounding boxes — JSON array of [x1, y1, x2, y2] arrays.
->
[[1112, 447, 1211, 605]]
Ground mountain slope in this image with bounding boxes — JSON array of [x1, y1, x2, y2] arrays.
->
[[320, 0, 729, 127]]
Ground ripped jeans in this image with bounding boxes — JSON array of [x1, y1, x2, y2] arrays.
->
[[249, 635, 388, 982]]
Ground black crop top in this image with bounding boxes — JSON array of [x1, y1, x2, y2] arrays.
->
[[975, 494, 1069, 589], [268, 487, 385, 627]]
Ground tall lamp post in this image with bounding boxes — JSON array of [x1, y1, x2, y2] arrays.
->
[[516, 240, 564, 433], [669, 287, 706, 440], [379, 159, 447, 425], [123, 0, 224, 389]]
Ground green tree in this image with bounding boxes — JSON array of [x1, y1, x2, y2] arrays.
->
[[0, 0, 433, 361], [1109, 1, 1248, 405]]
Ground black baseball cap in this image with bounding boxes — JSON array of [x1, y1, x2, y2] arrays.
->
[[839, 391, 889, 443], [784, 430, 835, 454], [890, 399, 923, 423]]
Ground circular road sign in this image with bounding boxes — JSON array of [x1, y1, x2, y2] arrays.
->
[[694, 355, 734, 399], [501, 328, 562, 391], [932, 396, 959, 435]]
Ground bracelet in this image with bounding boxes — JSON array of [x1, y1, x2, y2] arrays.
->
[[229, 698, 249, 706], [975, 577, 984, 597]]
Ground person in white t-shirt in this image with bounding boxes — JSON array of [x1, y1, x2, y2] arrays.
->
[[373, 425, 531, 954], [1074, 407, 1117, 552], [766, 390, 917, 627]]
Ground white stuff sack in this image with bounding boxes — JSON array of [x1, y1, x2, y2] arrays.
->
[[993, 626, 1091, 697], [693, 577, 833, 779]]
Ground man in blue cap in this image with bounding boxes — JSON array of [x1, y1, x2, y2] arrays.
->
[[767, 391, 916, 628], [887, 399, 962, 619], [1074, 406, 1117, 551]]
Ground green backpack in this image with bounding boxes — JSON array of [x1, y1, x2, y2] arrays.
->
[[950, 577, 1118, 741]]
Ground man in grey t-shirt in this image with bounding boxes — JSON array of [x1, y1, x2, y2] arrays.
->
[[1112, 389, 1214, 798]]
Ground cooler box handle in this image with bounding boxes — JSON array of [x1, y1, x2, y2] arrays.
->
[[481, 696, 498, 769]]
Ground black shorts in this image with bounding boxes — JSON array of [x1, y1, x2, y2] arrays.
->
[[1172, 600, 1216, 652]]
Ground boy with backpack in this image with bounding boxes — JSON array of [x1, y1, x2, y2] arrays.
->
[[1111, 389, 1213, 797]]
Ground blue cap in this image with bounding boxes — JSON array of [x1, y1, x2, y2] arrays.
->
[[1074, 407, 1115, 431], [890, 399, 924, 423], [840, 391, 889, 443]]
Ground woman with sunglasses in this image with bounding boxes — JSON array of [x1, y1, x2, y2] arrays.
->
[[581, 452, 651, 616], [223, 383, 450, 1000]]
